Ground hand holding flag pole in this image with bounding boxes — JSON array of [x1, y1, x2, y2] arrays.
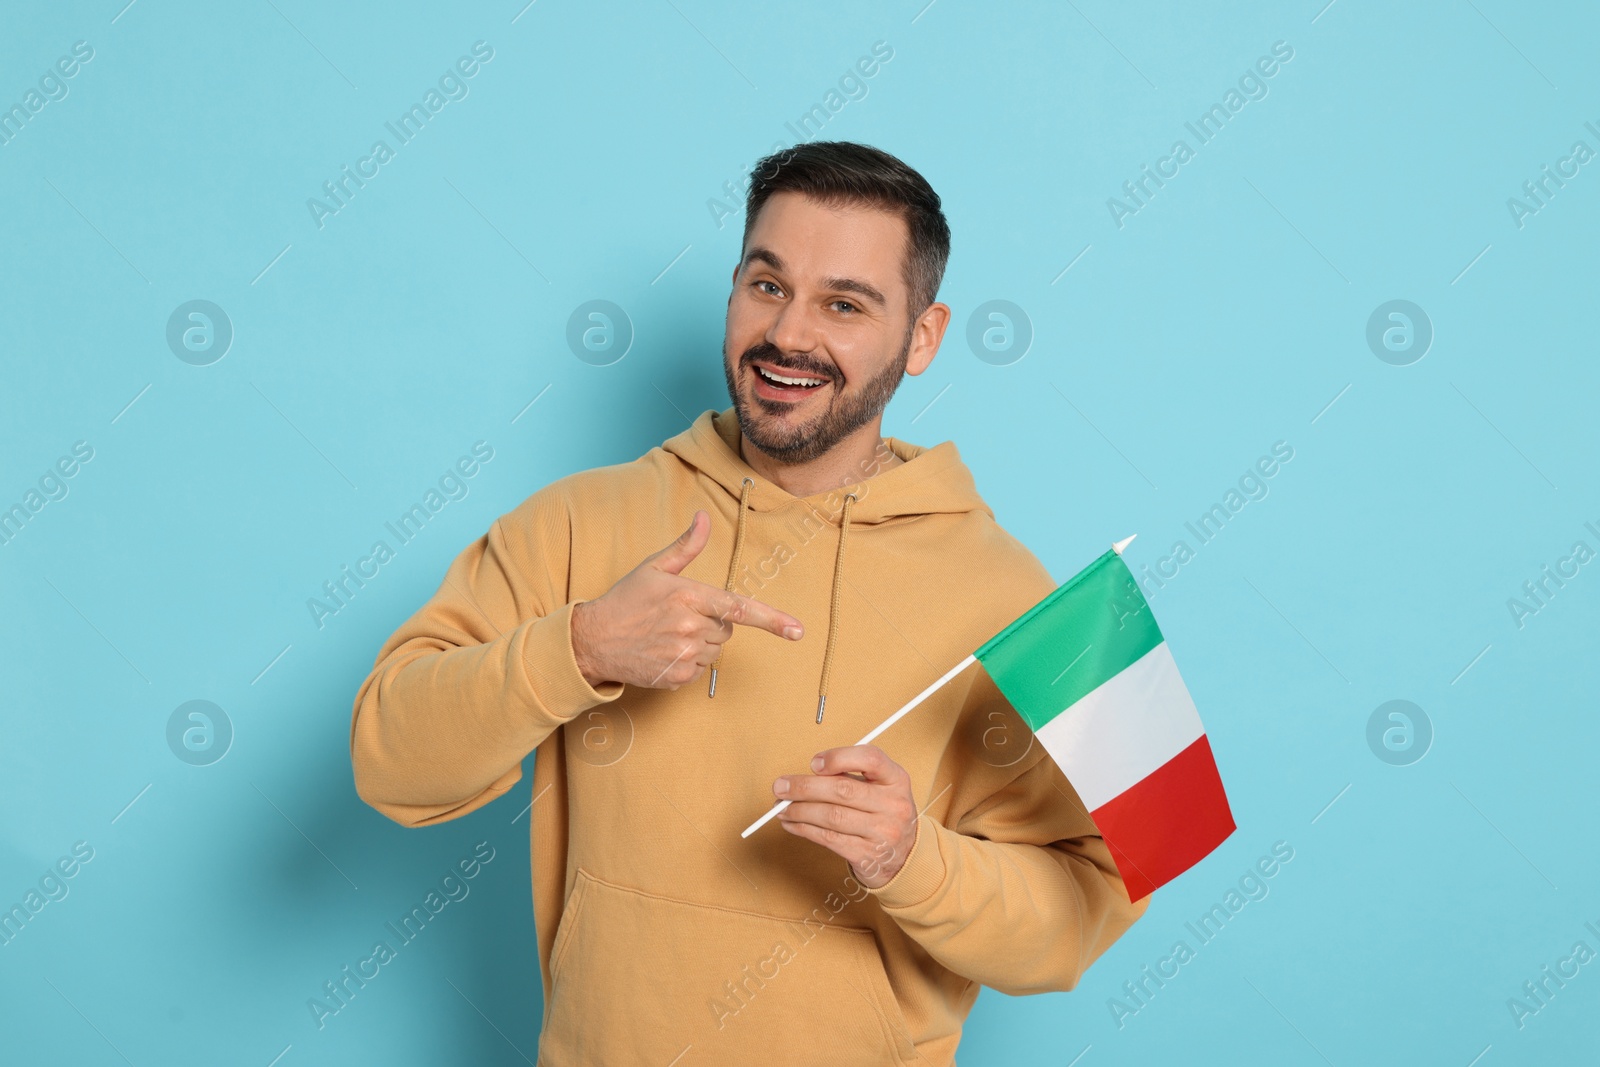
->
[[740, 650, 981, 839]]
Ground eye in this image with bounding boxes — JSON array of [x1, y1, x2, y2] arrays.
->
[[831, 300, 858, 314], [754, 280, 783, 297]]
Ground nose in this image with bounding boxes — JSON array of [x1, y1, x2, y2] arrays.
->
[[765, 295, 821, 359]]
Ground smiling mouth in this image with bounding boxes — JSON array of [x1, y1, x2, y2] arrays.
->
[[750, 361, 831, 393]]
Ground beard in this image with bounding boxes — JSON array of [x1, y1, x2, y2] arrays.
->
[[722, 328, 912, 466]]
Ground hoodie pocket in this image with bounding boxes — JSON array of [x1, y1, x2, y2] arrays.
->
[[540, 867, 920, 1067]]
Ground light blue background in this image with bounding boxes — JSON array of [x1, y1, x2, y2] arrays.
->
[[3, 1, 1597, 1063]]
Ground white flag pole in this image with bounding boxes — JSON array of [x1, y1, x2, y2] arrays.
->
[[739, 653, 979, 839], [739, 534, 1138, 840]]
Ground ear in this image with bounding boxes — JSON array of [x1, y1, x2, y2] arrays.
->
[[904, 302, 951, 377]]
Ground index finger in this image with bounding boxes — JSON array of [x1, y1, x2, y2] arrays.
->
[[682, 581, 804, 641], [808, 744, 905, 784]]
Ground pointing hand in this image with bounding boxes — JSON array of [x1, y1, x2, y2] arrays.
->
[[570, 510, 804, 690]]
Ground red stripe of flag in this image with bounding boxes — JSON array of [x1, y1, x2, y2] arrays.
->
[[1089, 734, 1236, 903]]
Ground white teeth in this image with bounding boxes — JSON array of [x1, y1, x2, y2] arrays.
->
[[755, 365, 825, 387]]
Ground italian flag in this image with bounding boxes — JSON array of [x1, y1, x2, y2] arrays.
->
[[974, 539, 1235, 902]]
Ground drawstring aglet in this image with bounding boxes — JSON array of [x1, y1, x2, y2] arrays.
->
[[708, 667, 719, 698], [815, 694, 827, 724]]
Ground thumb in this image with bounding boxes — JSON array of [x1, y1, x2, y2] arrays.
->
[[649, 510, 710, 576]]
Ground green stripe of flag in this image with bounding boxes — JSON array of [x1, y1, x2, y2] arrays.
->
[[974, 549, 1164, 731]]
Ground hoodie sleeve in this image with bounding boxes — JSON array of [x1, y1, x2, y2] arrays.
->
[[864, 748, 1149, 995], [350, 487, 624, 827]]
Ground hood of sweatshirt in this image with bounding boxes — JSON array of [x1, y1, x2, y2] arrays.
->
[[663, 406, 991, 524], [663, 407, 991, 726]]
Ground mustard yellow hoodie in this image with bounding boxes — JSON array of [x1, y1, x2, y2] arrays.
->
[[351, 407, 1147, 1066]]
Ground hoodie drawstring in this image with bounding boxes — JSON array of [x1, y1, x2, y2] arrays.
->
[[814, 492, 855, 724], [707, 477, 754, 699], [705, 482, 857, 726]]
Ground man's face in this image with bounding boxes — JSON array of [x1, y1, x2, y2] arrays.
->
[[723, 191, 920, 466]]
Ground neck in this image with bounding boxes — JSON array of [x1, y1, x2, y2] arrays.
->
[[738, 418, 903, 499]]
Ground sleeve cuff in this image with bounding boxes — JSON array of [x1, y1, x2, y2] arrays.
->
[[514, 599, 625, 723], [865, 812, 948, 910]]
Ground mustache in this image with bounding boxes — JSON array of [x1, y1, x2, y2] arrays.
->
[[742, 343, 836, 384]]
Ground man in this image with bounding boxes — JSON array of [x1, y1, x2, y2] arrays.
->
[[351, 141, 1147, 1065]]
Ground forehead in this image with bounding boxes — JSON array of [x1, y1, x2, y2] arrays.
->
[[742, 192, 908, 301]]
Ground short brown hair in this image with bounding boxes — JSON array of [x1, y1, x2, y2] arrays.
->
[[742, 141, 951, 319]]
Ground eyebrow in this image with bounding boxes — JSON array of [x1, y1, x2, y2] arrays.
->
[[742, 246, 888, 309]]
